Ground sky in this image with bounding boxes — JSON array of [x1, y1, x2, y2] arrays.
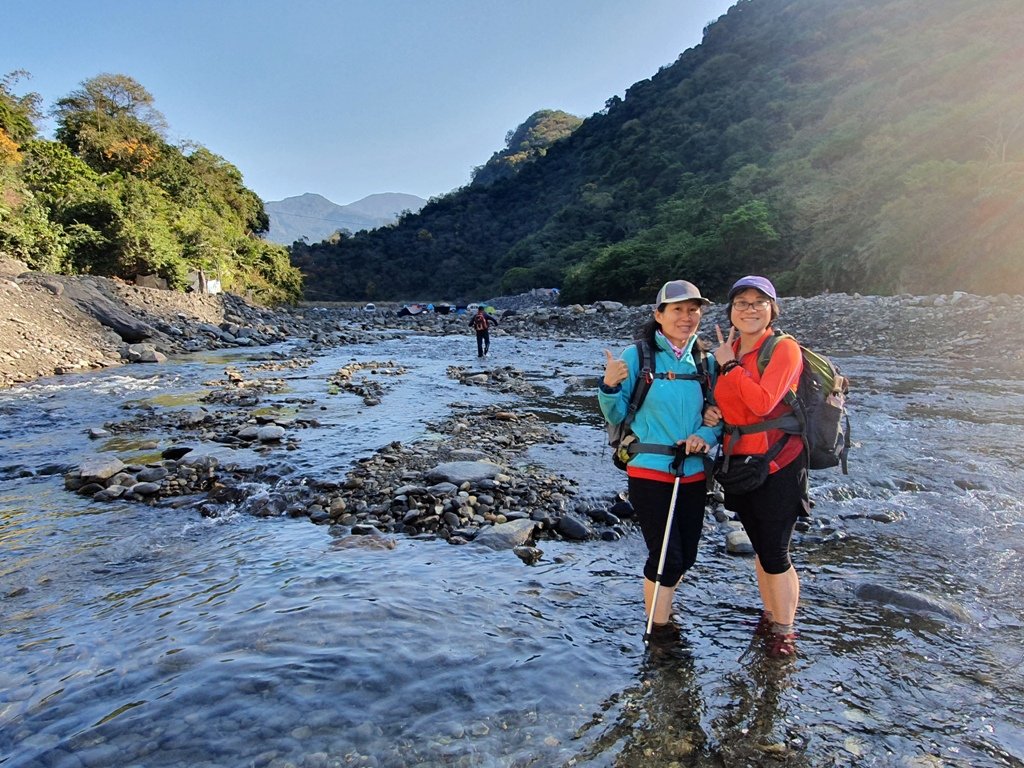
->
[[3, 0, 736, 206]]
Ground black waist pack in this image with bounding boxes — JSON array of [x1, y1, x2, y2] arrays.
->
[[713, 429, 791, 495], [713, 453, 771, 494]]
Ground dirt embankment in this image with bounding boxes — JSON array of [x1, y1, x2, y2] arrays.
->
[[1, 258, 233, 388]]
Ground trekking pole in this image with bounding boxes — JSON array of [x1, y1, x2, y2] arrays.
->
[[643, 445, 688, 647]]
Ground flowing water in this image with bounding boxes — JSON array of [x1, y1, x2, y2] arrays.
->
[[1, 333, 1022, 768]]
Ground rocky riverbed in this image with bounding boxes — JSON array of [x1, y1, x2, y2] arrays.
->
[[4, 257, 1023, 392], [6, 257, 1024, 553]]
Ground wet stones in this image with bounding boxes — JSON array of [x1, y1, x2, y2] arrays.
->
[[853, 582, 974, 623], [328, 360, 406, 405], [123, 343, 167, 363], [446, 364, 539, 396], [6, 271, 1024, 392], [248, 357, 313, 373], [255, 405, 624, 550], [66, 454, 220, 503], [201, 367, 289, 405], [423, 460, 504, 485], [725, 528, 755, 555], [555, 514, 593, 541], [513, 545, 544, 565], [76, 456, 126, 482], [49, 286, 983, 560]]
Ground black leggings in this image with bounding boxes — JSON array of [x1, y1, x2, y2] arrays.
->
[[628, 476, 707, 586], [724, 452, 808, 574]]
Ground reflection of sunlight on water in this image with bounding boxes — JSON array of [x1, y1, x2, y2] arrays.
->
[[98, 436, 160, 453], [138, 391, 208, 407]]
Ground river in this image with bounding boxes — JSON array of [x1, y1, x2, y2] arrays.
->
[[1, 331, 1022, 767]]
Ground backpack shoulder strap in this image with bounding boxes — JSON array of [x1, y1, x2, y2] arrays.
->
[[755, 329, 800, 409], [755, 329, 792, 374], [693, 346, 712, 404], [634, 338, 655, 406], [722, 330, 803, 452], [622, 339, 654, 428]]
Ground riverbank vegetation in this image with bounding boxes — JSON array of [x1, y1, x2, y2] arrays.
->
[[292, 0, 1024, 304], [0, 72, 302, 304]]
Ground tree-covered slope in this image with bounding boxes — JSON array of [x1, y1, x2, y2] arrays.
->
[[293, 0, 1024, 304], [470, 109, 584, 188], [0, 72, 302, 304]]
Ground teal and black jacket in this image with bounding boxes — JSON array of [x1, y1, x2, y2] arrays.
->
[[598, 333, 721, 479]]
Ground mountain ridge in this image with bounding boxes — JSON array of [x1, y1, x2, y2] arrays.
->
[[264, 192, 426, 245]]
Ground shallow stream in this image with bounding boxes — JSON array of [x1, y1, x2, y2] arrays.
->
[[1, 333, 1022, 767]]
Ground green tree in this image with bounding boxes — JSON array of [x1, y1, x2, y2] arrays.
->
[[53, 73, 166, 174], [0, 70, 41, 144], [0, 71, 304, 303], [716, 200, 780, 267]]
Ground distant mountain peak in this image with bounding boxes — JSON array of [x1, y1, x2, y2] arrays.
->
[[264, 191, 426, 245]]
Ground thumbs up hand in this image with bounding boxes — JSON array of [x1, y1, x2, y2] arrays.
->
[[603, 349, 629, 388]]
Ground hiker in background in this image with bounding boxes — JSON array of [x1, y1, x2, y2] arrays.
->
[[469, 307, 496, 357], [711, 275, 809, 658], [598, 280, 720, 642]]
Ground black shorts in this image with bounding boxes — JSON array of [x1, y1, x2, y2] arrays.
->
[[628, 476, 707, 587], [724, 452, 809, 574]]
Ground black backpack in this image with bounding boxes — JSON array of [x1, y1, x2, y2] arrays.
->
[[723, 330, 851, 473], [605, 339, 711, 471]]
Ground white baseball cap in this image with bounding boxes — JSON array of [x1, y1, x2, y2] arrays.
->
[[654, 280, 711, 307]]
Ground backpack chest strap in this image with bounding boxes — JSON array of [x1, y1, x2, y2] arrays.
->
[[626, 442, 677, 457], [724, 413, 801, 438], [645, 371, 702, 383]]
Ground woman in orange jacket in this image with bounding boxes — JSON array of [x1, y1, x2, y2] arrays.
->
[[711, 275, 809, 658]]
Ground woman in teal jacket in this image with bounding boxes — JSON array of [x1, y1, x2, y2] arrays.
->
[[598, 280, 720, 639]]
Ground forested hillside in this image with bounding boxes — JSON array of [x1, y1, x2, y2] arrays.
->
[[0, 73, 302, 304], [469, 110, 584, 188], [292, 0, 1024, 304]]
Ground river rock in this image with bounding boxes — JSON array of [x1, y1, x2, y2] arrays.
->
[[78, 456, 126, 481], [137, 467, 169, 483], [853, 583, 974, 623], [726, 529, 754, 554], [513, 545, 543, 564], [61, 278, 155, 343], [473, 518, 538, 550], [130, 482, 162, 496], [124, 343, 167, 363], [424, 460, 504, 485], [448, 448, 488, 461], [257, 425, 287, 442], [556, 514, 593, 541]]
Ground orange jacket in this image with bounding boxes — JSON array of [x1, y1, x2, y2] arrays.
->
[[713, 328, 803, 468]]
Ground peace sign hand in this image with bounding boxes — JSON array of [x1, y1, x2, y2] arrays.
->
[[714, 325, 737, 367], [602, 349, 629, 388]]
